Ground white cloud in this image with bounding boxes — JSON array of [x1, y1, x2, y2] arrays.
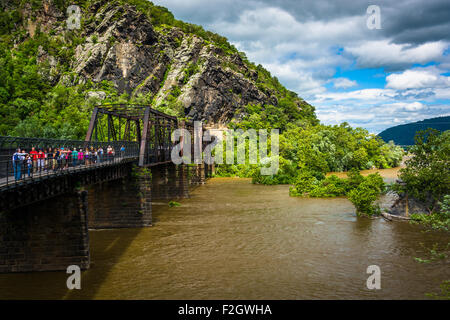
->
[[315, 101, 448, 133], [434, 88, 450, 99], [211, 7, 367, 97], [388, 102, 426, 111], [313, 88, 396, 104], [331, 77, 358, 89], [386, 66, 450, 90], [346, 41, 448, 69]]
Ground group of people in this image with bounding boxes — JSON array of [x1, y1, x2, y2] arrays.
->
[[11, 145, 125, 181]]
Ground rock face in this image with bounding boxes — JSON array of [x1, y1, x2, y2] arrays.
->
[[16, 0, 313, 126], [388, 194, 430, 216], [381, 181, 430, 217]]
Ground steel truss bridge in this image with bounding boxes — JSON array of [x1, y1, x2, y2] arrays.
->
[[0, 104, 201, 191]]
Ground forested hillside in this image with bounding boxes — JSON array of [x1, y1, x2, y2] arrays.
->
[[378, 116, 450, 146]]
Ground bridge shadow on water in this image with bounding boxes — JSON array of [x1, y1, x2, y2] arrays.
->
[[64, 200, 172, 299], [0, 201, 172, 300], [0, 227, 143, 300], [64, 227, 144, 299]]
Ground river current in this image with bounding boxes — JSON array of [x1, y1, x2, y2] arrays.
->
[[0, 168, 449, 299]]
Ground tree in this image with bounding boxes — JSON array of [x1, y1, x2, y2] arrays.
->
[[396, 129, 450, 213], [347, 173, 384, 216]]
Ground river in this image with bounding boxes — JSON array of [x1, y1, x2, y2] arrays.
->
[[0, 168, 449, 299]]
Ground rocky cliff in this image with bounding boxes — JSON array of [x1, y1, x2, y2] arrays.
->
[[1, 0, 317, 133]]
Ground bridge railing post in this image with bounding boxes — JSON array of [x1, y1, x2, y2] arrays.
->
[[139, 107, 151, 167]]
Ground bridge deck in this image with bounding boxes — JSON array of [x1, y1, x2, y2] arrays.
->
[[0, 155, 138, 191], [0, 104, 202, 191]]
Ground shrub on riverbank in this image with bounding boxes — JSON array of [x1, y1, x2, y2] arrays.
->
[[347, 173, 385, 216], [289, 169, 385, 216], [251, 156, 297, 185], [410, 195, 450, 231]]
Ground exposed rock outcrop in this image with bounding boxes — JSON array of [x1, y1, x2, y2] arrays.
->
[[378, 180, 430, 217], [388, 193, 430, 216]]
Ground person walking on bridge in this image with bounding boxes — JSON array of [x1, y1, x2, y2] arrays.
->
[[12, 149, 26, 181], [96, 147, 103, 163], [78, 149, 84, 166], [37, 149, 45, 172], [29, 147, 38, 173], [107, 145, 113, 162], [26, 154, 32, 178], [72, 148, 78, 167]]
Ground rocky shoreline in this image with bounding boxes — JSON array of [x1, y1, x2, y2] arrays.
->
[[377, 181, 430, 221]]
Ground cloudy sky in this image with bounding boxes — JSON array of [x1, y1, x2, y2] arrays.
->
[[153, 0, 450, 133]]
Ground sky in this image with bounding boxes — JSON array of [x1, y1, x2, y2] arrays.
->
[[152, 0, 450, 133]]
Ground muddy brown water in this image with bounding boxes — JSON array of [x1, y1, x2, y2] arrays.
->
[[328, 167, 402, 184], [0, 168, 449, 299]]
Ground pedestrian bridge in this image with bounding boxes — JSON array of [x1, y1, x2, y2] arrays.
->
[[0, 104, 213, 273]]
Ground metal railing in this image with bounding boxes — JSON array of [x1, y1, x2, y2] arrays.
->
[[0, 137, 140, 189]]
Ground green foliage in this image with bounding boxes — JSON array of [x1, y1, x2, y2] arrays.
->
[[217, 114, 404, 188], [155, 84, 185, 117], [347, 173, 384, 216], [213, 163, 256, 178], [441, 195, 450, 217], [413, 242, 448, 264], [309, 175, 349, 197], [232, 101, 317, 131], [426, 280, 450, 300], [0, 38, 50, 134], [410, 211, 450, 231], [126, 0, 238, 55], [289, 167, 385, 215], [346, 168, 365, 191], [168, 200, 181, 207], [182, 61, 200, 84], [252, 156, 296, 185], [1, 0, 319, 142], [289, 170, 321, 196], [221, 116, 404, 185], [395, 129, 450, 213], [170, 85, 181, 98], [0, 9, 22, 36], [0, 0, 405, 197], [412, 242, 450, 300]]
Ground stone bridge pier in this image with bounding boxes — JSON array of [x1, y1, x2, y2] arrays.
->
[[150, 163, 213, 199], [87, 167, 152, 229], [0, 191, 91, 273]]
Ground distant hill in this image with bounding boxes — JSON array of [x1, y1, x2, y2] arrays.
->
[[378, 116, 450, 146]]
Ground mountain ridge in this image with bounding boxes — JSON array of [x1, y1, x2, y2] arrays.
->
[[378, 116, 450, 145]]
